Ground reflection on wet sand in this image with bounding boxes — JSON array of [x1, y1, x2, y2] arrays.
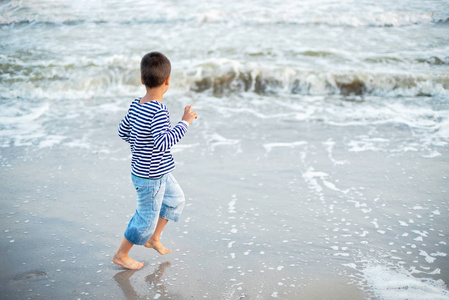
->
[[114, 262, 172, 300]]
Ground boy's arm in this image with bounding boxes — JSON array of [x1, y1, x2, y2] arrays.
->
[[118, 113, 131, 143], [151, 109, 188, 152]]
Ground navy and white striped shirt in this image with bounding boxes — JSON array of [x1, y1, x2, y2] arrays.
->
[[118, 98, 189, 179]]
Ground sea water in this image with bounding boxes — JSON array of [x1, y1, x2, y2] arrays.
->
[[1, 0, 448, 299]]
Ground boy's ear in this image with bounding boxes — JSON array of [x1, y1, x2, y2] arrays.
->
[[141, 77, 144, 85], [165, 75, 170, 86]]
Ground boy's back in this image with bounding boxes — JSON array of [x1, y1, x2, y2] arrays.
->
[[118, 98, 188, 179]]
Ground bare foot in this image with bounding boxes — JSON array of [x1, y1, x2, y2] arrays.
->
[[144, 240, 171, 255], [113, 254, 144, 270]]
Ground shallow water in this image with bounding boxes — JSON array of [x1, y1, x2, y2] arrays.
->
[[1, 0, 449, 299]]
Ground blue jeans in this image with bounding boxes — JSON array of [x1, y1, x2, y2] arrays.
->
[[124, 173, 185, 245]]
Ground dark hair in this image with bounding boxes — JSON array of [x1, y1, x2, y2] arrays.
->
[[140, 52, 171, 88]]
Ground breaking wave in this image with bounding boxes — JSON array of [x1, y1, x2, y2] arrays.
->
[[186, 64, 449, 97], [2, 15, 448, 29], [1, 54, 448, 100], [1, 0, 448, 29]]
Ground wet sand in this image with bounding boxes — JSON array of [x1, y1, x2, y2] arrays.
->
[[1, 97, 448, 299], [0, 141, 368, 299]]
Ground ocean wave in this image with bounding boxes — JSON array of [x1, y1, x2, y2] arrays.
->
[[1, 54, 448, 100], [0, 18, 86, 27], [186, 63, 449, 97], [245, 14, 447, 28], [1, 0, 448, 29], [0, 0, 190, 27], [365, 56, 449, 66], [0, 54, 142, 99], [436, 17, 449, 24], [1, 15, 446, 29], [0, 17, 191, 28]]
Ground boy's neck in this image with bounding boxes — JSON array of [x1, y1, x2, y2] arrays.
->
[[140, 86, 167, 104], [140, 89, 164, 103]]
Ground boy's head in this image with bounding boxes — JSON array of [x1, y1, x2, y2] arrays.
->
[[140, 52, 171, 88]]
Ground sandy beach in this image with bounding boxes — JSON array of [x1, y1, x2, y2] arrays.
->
[[1, 95, 448, 299]]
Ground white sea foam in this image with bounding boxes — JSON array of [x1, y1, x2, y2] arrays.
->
[[302, 167, 349, 195], [302, 168, 328, 193], [0, 102, 49, 147], [0, 103, 49, 124], [347, 137, 389, 152], [323, 139, 349, 166], [64, 140, 91, 149], [206, 133, 239, 151], [419, 250, 437, 264], [361, 263, 449, 300], [38, 135, 66, 149], [228, 196, 237, 214], [263, 141, 307, 153]]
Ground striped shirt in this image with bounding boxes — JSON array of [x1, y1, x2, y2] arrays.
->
[[118, 98, 189, 179]]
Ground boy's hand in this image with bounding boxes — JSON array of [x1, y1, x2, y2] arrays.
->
[[182, 104, 198, 125]]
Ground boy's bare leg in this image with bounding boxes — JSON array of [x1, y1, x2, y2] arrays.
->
[[144, 217, 171, 255], [113, 238, 144, 270]]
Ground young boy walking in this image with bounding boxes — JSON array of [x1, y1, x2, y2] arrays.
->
[[113, 52, 197, 270]]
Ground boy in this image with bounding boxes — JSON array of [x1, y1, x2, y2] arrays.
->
[[113, 52, 197, 270]]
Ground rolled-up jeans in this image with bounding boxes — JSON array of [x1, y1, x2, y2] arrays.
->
[[124, 173, 185, 245]]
